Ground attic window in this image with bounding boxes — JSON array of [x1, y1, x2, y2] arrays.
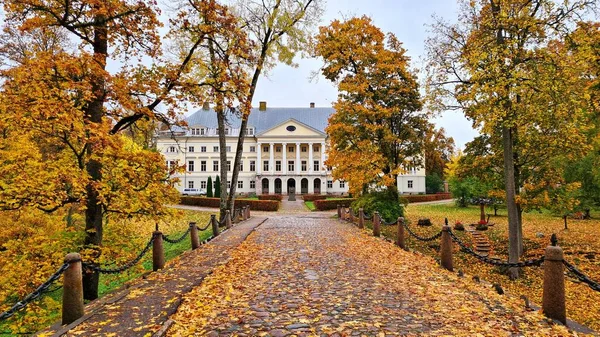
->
[[286, 125, 296, 132]]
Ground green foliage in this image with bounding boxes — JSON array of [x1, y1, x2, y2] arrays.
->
[[564, 153, 600, 213], [304, 201, 316, 211], [351, 190, 404, 223], [207, 176, 213, 198], [426, 173, 444, 194], [214, 176, 221, 198], [449, 176, 491, 208]]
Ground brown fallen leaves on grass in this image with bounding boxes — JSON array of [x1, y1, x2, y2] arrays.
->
[[168, 218, 578, 336]]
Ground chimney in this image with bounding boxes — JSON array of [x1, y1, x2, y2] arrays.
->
[[310, 102, 315, 108], [202, 101, 210, 110], [259, 101, 267, 111]]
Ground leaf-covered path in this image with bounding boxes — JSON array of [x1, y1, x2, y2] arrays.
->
[[168, 214, 577, 336]]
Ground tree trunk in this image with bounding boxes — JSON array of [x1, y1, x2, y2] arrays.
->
[[502, 126, 520, 280], [216, 100, 228, 221], [480, 203, 486, 223], [83, 13, 108, 301], [564, 215, 568, 230], [517, 204, 524, 257]]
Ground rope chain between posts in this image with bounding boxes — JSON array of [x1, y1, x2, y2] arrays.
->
[[83, 234, 155, 274], [352, 209, 360, 217], [402, 221, 443, 242], [363, 212, 373, 220], [447, 229, 545, 268], [0, 262, 70, 321], [196, 219, 212, 232], [381, 218, 398, 226], [162, 225, 193, 244], [563, 260, 600, 292]]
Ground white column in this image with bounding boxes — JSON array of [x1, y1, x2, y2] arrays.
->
[[321, 142, 326, 173], [296, 143, 301, 174], [308, 142, 314, 173], [282, 142, 287, 175], [308, 178, 314, 194], [269, 143, 274, 174], [257, 142, 262, 175]]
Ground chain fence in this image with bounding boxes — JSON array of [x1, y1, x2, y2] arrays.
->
[[0, 263, 70, 321], [563, 260, 600, 292], [402, 221, 443, 242], [381, 218, 398, 226], [0, 212, 242, 323]]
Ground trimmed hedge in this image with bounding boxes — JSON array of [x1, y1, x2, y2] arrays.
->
[[314, 198, 356, 211], [302, 194, 328, 202], [180, 197, 279, 211], [258, 194, 283, 201], [403, 193, 452, 203]]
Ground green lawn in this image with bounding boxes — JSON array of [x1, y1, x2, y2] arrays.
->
[[305, 201, 316, 211]]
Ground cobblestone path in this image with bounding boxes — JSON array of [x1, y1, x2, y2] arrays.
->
[[167, 214, 576, 336]]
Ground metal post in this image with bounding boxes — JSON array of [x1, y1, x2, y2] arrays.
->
[[440, 225, 453, 271], [359, 208, 364, 229], [246, 205, 251, 218], [373, 212, 381, 237], [190, 222, 200, 249], [396, 217, 406, 250], [337, 205, 341, 219], [542, 243, 566, 324], [211, 214, 220, 237], [243, 206, 248, 220], [153, 230, 165, 271], [225, 210, 232, 229], [349, 207, 354, 223], [62, 253, 84, 325]]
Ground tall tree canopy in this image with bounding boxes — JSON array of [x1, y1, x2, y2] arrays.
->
[[426, 0, 597, 278], [423, 125, 455, 179], [314, 16, 427, 196]]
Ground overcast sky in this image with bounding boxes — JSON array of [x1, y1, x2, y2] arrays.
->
[[248, 0, 479, 149]]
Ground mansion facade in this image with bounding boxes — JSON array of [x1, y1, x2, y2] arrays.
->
[[156, 102, 426, 195]]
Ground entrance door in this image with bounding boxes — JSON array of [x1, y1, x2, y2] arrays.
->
[[261, 178, 269, 194], [301, 178, 308, 194], [275, 178, 282, 194], [287, 178, 296, 194], [313, 178, 321, 194]]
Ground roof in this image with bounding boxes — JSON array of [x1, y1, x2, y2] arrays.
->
[[184, 107, 334, 134]]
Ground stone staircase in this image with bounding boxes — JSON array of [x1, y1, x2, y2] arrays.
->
[[465, 225, 493, 257]]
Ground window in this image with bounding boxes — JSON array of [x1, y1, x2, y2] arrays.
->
[[313, 160, 320, 172], [250, 180, 256, 189], [263, 160, 269, 171], [226, 146, 231, 152], [301, 146, 307, 152], [168, 160, 177, 170], [275, 160, 281, 172], [286, 125, 296, 132], [188, 160, 194, 172], [408, 180, 413, 188], [289, 146, 294, 152], [227, 161, 231, 172], [314, 145, 320, 152], [201, 161, 207, 172], [213, 161, 219, 171], [213, 146, 218, 152], [237, 180, 243, 189], [188, 146, 194, 152], [301, 160, 307, 171], [239, 161, 244, 172], [200, 128, 205, 135], [340, 180, 346, 188], [288, 160, 294, 172], [188, 181, 194, 188], [246, 128, 254, 136], [201, 181, 207, 189], [263, 146, 269, 152], [249, 146, 256, 152], [276, 146, 281, 153], [167, 146, 176, 153], [201, 146, 206, 152], [191, 128, 201, 135], [327, 180, 333, 188], [227, 181, 231, 189], [250, 160, 256, 172], [224, 127, 230, 135]]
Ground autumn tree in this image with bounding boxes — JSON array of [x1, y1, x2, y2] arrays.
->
[[224, 0, 324, 213], [423, 124, 455, 179], [314, 16, 427, 196], [426, 0, 597, 278], [0, 0, 224, 299]]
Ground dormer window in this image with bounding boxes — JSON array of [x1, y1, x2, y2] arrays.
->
[[191, 128, 202, 135], [224, 127, 230, 135], [246, 127, 254, 136]]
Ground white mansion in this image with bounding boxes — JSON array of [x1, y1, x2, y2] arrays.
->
[[156, 102, 426, 195]]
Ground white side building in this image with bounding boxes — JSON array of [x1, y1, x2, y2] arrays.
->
[[156, 102, 425, 195]]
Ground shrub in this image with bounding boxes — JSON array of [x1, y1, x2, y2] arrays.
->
[[426, 173, 444, 194], [314, 198, 355, 211], [351, 190, 403, 223], [258, 194, 282, 201], [207, 176, 213, 198], [401, 193, 452, 203], [180, 197, 279, 211], [302, 194, 328, 201], [214, 176, 221, 198]]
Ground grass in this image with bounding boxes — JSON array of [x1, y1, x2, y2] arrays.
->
[[0, 209, 213, 336], [304, 201, 316, 211], [365, 202, 600, 330]]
